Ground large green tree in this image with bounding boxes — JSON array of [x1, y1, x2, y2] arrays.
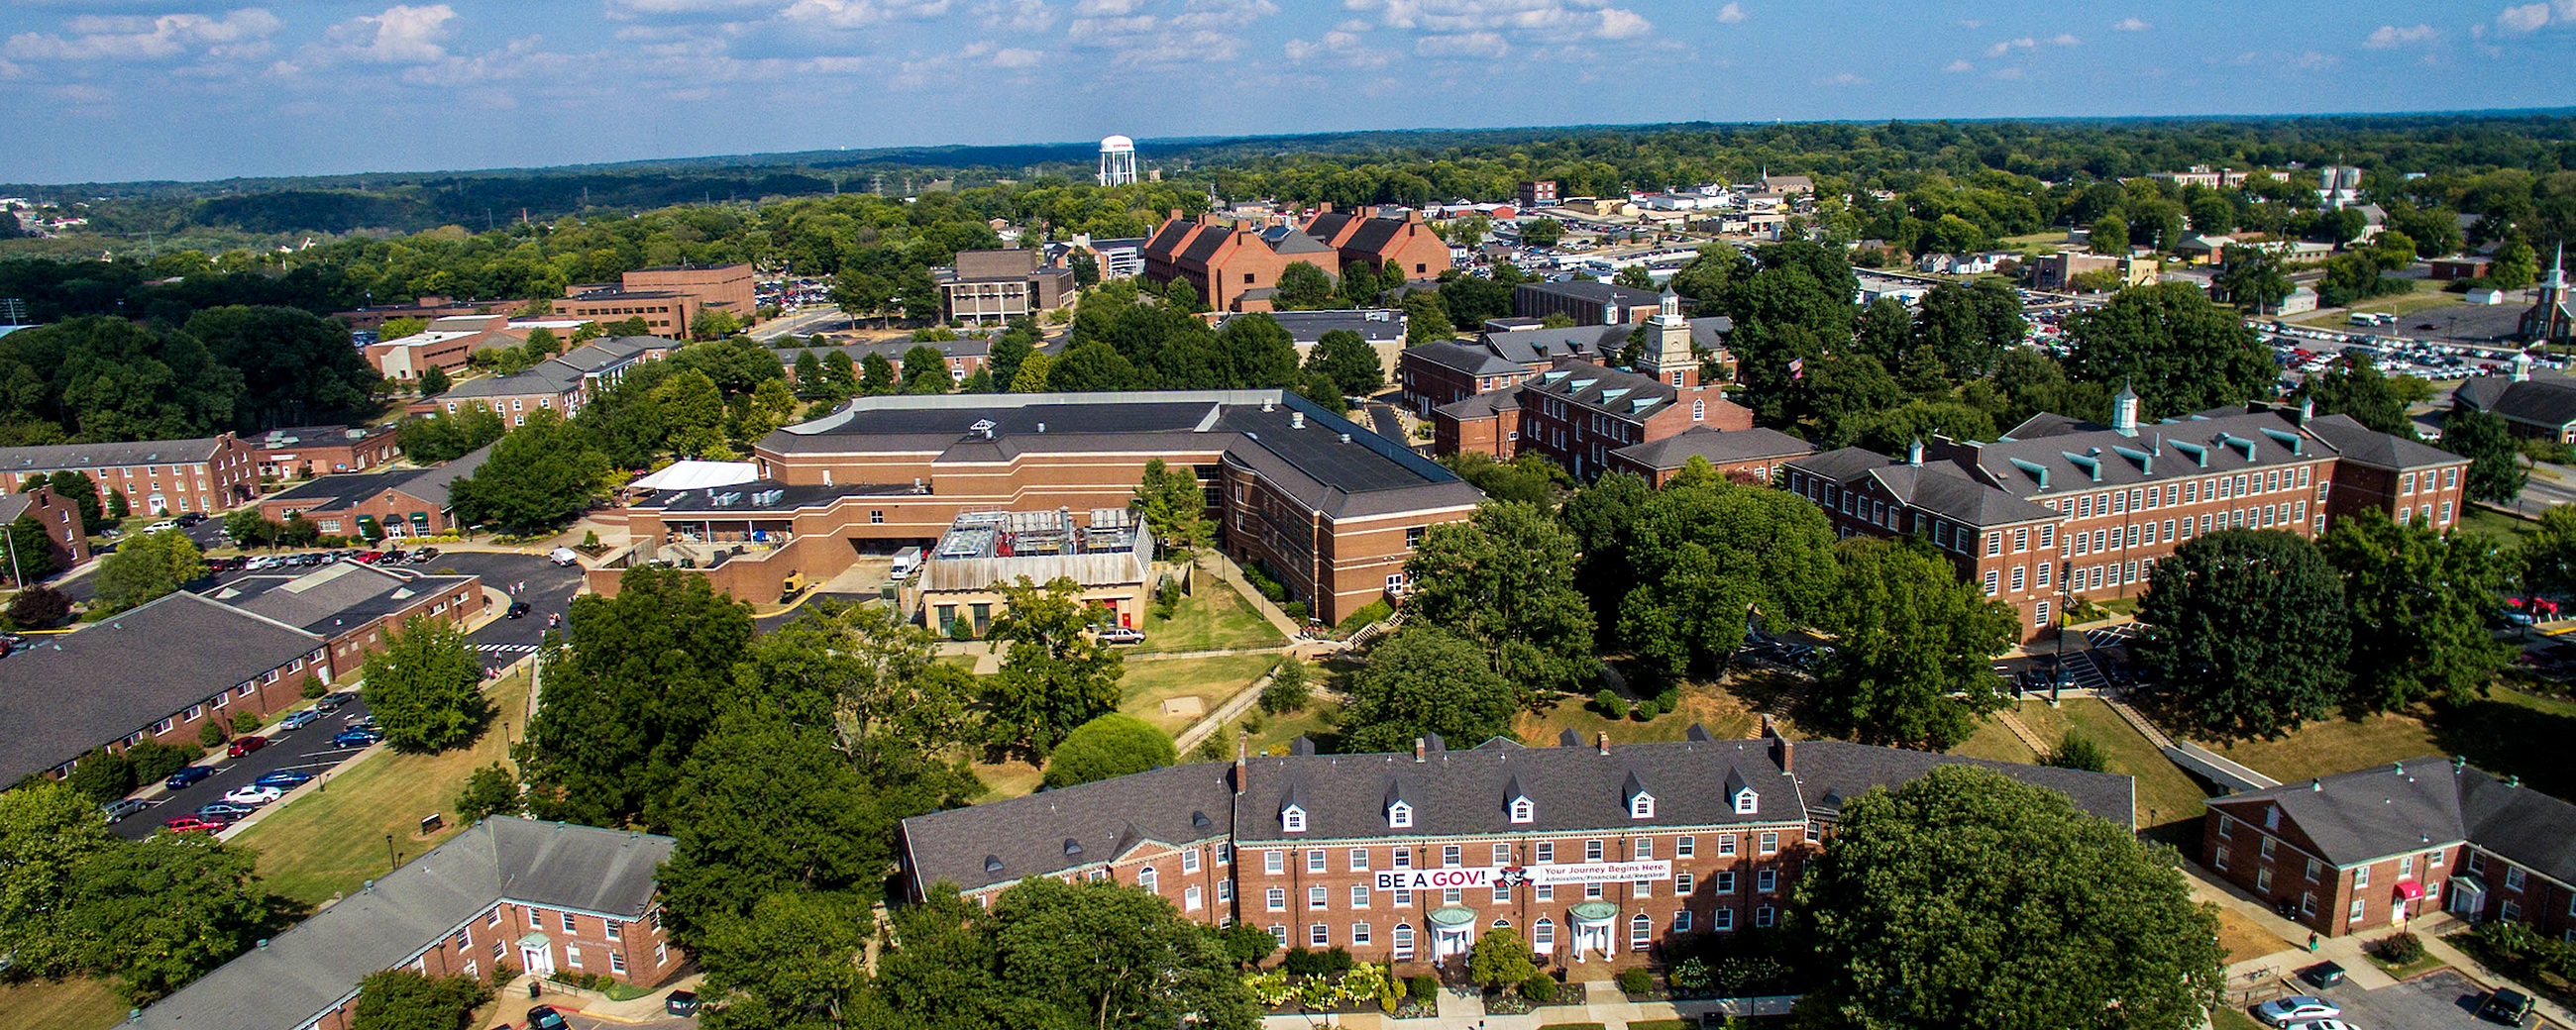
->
[[2299, 356, 2416, 436], [348, 970, 492, 1030], [0, 316, 242, 443], [1401, 501, 1599, 697], [4, 512, 59, 584], [182, 305, 381, 430], [1791, 765, 2222, 1030], [2317, 508, 2515, 713], [2134, 529, 2351, 742], [1557, 468, 1652, 619], [92, 527, 205, 613], [520, 566, 757, 826], [695, 891, 871, 1030], [1042, 712, 1177, 787], [2522, 502, 2576, 595], [361, 616, 492, 753], [2061, 282, 2274, 419], [1341, 625, 1521, 751], [396, 403, 505, 464], [2445, 404, 2526, 504], [1908, 279, 2025, 378], [1274, 261, 1334, 309], [1303, 328, 1385, 397], [1812, 538, 2018, 750], [1617, 478, 1839, 677], [1132, 458, 1211, 555], [654, 709, 887, 943], [0, 780, 123, 980], [984, 576, 1127, 756], [448, 409, 612, 533]]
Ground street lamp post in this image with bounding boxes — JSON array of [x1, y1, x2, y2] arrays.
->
[[386, 833, 397, 872]]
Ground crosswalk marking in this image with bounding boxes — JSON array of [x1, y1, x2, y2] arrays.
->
[[475, 643, 537, 654]]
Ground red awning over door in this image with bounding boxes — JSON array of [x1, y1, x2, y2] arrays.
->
[[2395, 880, 2425, 901]]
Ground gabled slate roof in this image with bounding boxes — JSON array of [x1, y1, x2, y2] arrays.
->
[[135, 819, 674, 1030], [901, 763, 1237, 893], [2211, 758, 2576, 887], [2455, 371, 2576, 431], [2301, 413, 2466, 471], [1406, 340, 1527, 377], [1610, 426, 1812, 470], [0, 436, 226, 474]]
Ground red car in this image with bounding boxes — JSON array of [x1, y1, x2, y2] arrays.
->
[[227, 735, 268, 758], [161, 816, 220, 832]]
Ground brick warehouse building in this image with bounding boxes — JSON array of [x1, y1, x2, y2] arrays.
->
[[2202, 758, 2576, 943], [1781, 390, 2467, 642], [607, 390, 1484, 625], [135, 819, 684, 1030], [898, 727, 2131, 969]]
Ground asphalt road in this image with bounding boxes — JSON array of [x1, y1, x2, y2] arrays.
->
[[2288, 967, 2567, 1030], [108, 691, 379, 840]]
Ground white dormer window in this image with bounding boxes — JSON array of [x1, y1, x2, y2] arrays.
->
[[1509, 797, 1534, 824], [1630, 793, 1656, 819], [1283, 806, 1308, 833], [1388, 802, 1413, 829], [1733, 789, 1758, 815]]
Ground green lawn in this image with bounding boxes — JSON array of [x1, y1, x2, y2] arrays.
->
[[1121, 653, 1279, 737], [231, 672, 530, 907], [2057, 698, 2212, 847], [1137, 579, 1285, 654], [2456, 505, 2539, 547], [2202, 685, 2576, 802], [0, 976, 128, 1030], [2210, 1005, 2269, 1030]]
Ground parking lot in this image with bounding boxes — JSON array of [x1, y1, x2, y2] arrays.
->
[[2282, 968, 2568, 1030], [108, 692, 379, 841]]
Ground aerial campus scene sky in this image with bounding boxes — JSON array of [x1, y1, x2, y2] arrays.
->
[[2, 0, 2574, 183]]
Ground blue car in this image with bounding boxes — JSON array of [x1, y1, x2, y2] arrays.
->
[[278, 709, 324, 731], [253, 770, 313, 788], [331, 729, 382, 749], [163, 766, 217, 791]]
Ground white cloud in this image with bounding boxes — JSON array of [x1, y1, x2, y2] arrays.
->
[[1414, 30, 1506, 58], [2498, 3, 2550, 33], [319, 5, 457, 64], [1814, 70, 1866, 85], [1284, 28, 1392, 65], [2113, 17, 2149, 31], [1337, 18, 1370, 30], [1344, 0, 1655, 44], [1075, 0, 1144, 14], [980, 0, 1058, 32], [1988, 65, 2024, 79], [5, 8, 279, 62], [1955, 19, 1983, 28], [782, 0, 956, 29], [1065, 0, 1280, 66], [603, 0, 774, 17], [1715, 2, 1744, 24], [2291, 50, 2338, 69], [1985, 36, 2034, 56], [2047, 33, 2079, 46], [2364, 24, 2437, 48], [992, 45, 1042, 65], [1941, 58, 1972, 72]]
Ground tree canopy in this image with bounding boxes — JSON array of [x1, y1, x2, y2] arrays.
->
[[361, 616, 492, 753], [2134, 529, 2351, 742], [1615, 476, 1838, 678], [1811, 537, 2018, 750], [2317, 508, 2514, 713], [984, 576, 1127, 757], [1042, 713, 1177, 788], [1401, 501, 1598, 697], [447, 409, 611, 534], [1340, 625, 1521, 751], [2061, 282, 2274, 420], [1791, 765, 2222, 1030]]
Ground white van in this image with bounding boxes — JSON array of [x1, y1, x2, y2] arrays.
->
[[891, 546, 923, 578], [549, 547, 580, 566]]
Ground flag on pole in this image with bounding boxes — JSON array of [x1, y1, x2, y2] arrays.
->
[[1787, 358, 1804, 380]]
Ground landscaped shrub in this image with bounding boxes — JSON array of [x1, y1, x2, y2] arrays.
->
[[1631, 700, 1660, 721], [1281, 947, 1323, 977], [1281, 601, 1308, 622], [2376, 932, 2424, 965], [124, 742, 193, 783], [1653, 686, 1681, 711], [1630, 1021, 1695, 1030], [231, 712, 261, 735], [1519, 975, 1557, 1003], [1407, 975, 1439, 1000], [1667, 957, 1710, 991], [1616, 969, 1653, 994], [198, 721, 226, 748]]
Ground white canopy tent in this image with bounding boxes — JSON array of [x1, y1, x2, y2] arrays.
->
[[627, 461, 760, 492]]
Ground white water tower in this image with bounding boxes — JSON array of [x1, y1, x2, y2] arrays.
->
[[1098, 135, 1138, 187]]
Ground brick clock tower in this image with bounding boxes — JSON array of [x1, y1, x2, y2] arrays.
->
[[1634, 289, 1699, 387]]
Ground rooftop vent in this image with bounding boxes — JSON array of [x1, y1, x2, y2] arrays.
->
[[1290, 411, 1306, 430], [984, 855, 1004, 874]]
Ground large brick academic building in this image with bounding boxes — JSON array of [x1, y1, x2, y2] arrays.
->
[[609, 390, 1484, 626], [897, 727, 2130, 970]]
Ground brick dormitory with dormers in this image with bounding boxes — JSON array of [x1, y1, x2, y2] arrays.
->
[[896, 726, 2130, 970], [1780, 387, 2469, 642], [2202, 757, 2576, 943]]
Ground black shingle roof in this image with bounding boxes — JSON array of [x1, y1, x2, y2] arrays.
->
[[0, 436, 226, 474], [2214, 758, 2576, 886], [2302, 413, 2467, 471], [1610, 426, 1813, 470]]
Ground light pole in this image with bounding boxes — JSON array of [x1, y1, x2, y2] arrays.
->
[[386, 833, 397, 873]]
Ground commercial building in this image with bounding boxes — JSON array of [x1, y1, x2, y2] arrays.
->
[[2202, 758, 2576, 942], [1514, 280, 1665, 326], [609, 390, 1484, 625], [901, 509, 1155, 637], [1302, 206, 1454, 283], [1606, 427, 1815, 486], [555, 263, 757, 335], [1781, 391, 2468, 641], [0, 484, 89, 579], [2028, 252, 2160, 293], [133, 818, 684, 1030], [245, 424, 402, 480], [259, 444, 490, 539], [1143, 213, 1342, 313], [1516, 180, 1559, 208], [936, 249, 1076, 324], [896, 726, 2130, 969], [0, 434, 260, 515]]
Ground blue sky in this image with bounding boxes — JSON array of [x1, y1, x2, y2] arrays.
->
[[2, 0, 2572, 184]]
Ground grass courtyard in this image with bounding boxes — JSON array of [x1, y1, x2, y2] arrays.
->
[[231, 671, 531, 907], [1949, 699, 2213, 847], [3, 976, 127, 1030], [2200, 684, 2576, 801], [968, 650, 1283, 801], [1136, 578, 1285, 654]]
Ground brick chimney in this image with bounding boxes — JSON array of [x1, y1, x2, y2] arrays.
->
[[1168, 208, 1184, 223], [1596, 732, 1610, 756], [1764, 717, 1794, 772], [1234, 731, 1249, 794], [1318, 202, 1333, 214]]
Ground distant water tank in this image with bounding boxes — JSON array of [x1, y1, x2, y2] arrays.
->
[[1099, 136, 1138, 187]]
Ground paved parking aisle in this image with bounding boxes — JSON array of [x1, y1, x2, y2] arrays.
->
[[2294, 969, 2568, 1030]]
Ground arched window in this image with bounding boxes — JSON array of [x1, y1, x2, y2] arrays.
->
[[1533, 919, 1555, 949], [1137, 867, 1157, 892], [1630, 913, 1653, 946]]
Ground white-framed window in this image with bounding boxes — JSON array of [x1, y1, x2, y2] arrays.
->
[[1308, 885, 1327, 909], [1182, 849, 1202, 875], [1630, 913, 1653, 946], [1307, 850, 1326, 874], [2349, 897, 2366, 922], [1393, 924, 1415, 959], [1350, 884, 1370, 908], [1634, 878, 1652, 897], [1219, 880, 1234, 903], [562, 912, 578, 933], [1733, 789, 1758, 814], [1443, 844, 1462, 867], [2261, 838, 2277, 860], [1446, 887, 1463, 905], [1759, 831, 1778, 854], [1283, 806, 1307, 833], [1264, 850, 1284, 875], [1266, 888, 1286, 911], [1536, 842, 1554, 863], [605, 920, 621, 942], [1714, 907, 1735, 931], [1348, 848, 1368, 872], [530, 909, 545, 930], [1510, 797, 1534, 823], [1676, 835, 1695, 858], [1673, 910, 1692, 932], [1138, 868, 1158, 893], [2307, 859, 2322, 881], [1534, 918, 1554, 950], [1309, 924, 1329, 947], [1717, 834, 1736, 856], [488, 909, 502, 927], [1493, 878, 1511, 902], [1677, 872, 1696, 894], [1185, 885, 1203, 911], [1388, 802, 1412, 828], [1631, 793, 1655, 818], [2258, 868, 2274, 891], [1755, 905, 1774, 928], [1351, 922, 1371, 947], [568, 947, 584, 970], [1585, 839, 1604, 862], [1218, 842, 1233, 865], [1492, 843, 1512, 865], [2355, 865, 2369, 888], [1535, 884, 1553, 901], [1393, 848, 1412, 869], [2508, 867, 2527, 891], [1715, 872, 1736, 893], [609, 952, 627, 975], [1757, 869, 1777, 893]]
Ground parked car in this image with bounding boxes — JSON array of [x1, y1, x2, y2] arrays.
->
[[221, 784, 283, 806], [2479, 986, 2535, 1026], [549, 547, 581, 566], [146, 520, 177, 532], [1098, 626, 1146, 645], [176, 512, 207, 526], [279, 709, 324, 730], [409, 546, 439, 562], [102, 797, 150, 822], [523, 1005, 570, 1030], [506, 601, 531, 619], [227, 735, 268, 758], [345, 712, 377, 727], [195, 801, 256, 819], [332, 729, 383, 749], [2254, 996, 2341, 1027], [254, 770, 314, 788], [313, 692, 352, 712], [161, 816, 221, 833], [665, 990, 700, 1016], [2300, 960, 2346, 988], [164, 765, 217, 790]]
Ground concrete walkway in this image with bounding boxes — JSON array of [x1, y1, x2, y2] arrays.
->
[[1261, 982, 1796, 1030]]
